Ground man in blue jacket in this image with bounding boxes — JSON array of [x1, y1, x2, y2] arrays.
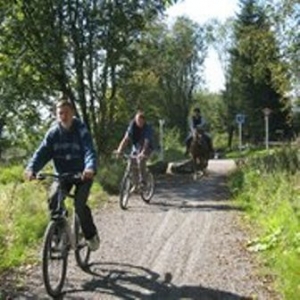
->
[[25, 99, 100, 251]]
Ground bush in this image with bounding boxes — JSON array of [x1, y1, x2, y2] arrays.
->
[[0, 164, 24, 185], [163, 127, 184, 161], [229, 149, 300, 300], [97, 156, 125, 195]]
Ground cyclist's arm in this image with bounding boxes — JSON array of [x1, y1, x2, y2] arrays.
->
[[79, 125, 97, 173], [118, 120, 135, 153], [25, 131, 53, 180], [117, 132, 130, 153], [140, 125, 152, 156], [76, 127, 96, 180], [140, 139, 150, 157]]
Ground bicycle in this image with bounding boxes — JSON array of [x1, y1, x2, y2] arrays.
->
[[37, 172, 91, 297], [118, 153, 155, 210]]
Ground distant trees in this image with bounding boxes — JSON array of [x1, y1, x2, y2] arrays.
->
[[223, 0, 292, 144], [1, 0, 298, 157], [118, 16, 207, 137], [0, 0, 180, 154]]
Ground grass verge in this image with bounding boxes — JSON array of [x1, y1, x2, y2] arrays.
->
[[228, 149, 300, 300]]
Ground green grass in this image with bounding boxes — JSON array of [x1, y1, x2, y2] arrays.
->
[[228, 149, 300, 300], [0, 181, 48, 269]]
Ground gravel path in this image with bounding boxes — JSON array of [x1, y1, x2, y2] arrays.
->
[[8, 159, 281, 299]]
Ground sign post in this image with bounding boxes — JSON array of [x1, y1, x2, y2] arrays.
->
[[235, 114, 245, 151], [158, 119, 165, 161], [262, 108, 272, 151]]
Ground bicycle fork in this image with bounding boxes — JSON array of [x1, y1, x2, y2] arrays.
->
[[55, 216, 76, 251], [65, 217, 76, 250], [134, 158, 144, 182]]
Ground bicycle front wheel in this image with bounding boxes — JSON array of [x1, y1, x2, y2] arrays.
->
[[74, 214, 90, 269], [42, 219, 68, 297], [141, 171, 155, 203], [119, 173, 131, 210]]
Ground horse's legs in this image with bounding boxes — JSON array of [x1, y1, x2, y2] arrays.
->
[[191, 156, 198, 180]]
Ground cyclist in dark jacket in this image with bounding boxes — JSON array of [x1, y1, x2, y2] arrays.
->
[[25, 99, 100, 251], [116, 110, 153, 187]]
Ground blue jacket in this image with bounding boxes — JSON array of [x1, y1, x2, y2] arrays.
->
[[26, 118, 97, 174]]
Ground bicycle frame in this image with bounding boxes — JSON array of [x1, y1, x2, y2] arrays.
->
[[38, 173, 81, 247], [118, 153, 155, 209], [38, 172, 90, 297], [122, 153, 144, 185]]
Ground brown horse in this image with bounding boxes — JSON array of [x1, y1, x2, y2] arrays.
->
[[189, 127, 210, 179]]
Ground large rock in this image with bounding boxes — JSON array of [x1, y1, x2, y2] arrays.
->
[[166, 159, 193, 174]]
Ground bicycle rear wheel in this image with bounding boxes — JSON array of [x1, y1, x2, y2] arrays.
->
[[74, 214, 90, 269], [141, 170, 155, 203], [42, 219, 68, 297], [119, 173, 131, 210]]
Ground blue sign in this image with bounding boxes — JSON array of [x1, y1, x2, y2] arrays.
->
[[235, 114, 245, 124]]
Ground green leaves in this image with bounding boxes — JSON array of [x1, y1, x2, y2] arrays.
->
[[247, 227, 282, 252], [223, 0, 292, 143], [0, 0, 179, 154]]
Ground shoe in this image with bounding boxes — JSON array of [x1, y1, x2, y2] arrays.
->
[[87, 233, 100, 251]]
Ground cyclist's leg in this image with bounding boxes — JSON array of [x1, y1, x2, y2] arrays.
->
[[130, 148, 139, 187], [48, 181, 71, 216], [74, 180, 98, 241], [140, 149, 152, 183]]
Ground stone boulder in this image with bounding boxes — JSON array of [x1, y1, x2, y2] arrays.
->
[[166, 159, 193, 174]]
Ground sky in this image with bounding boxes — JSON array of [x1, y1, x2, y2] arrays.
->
[[166, 0, 239, 93]]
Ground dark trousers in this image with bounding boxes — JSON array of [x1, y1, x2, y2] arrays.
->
[[130, 156, 148, 185], [131, 147, 152, 184], [48, 179, 97, 240]]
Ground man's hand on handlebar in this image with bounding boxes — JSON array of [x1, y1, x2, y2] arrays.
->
[[82, 169, 94, 181], [138, 151, 146, 159], [24, 170, 36, 181], [113, 149, 122, 159]]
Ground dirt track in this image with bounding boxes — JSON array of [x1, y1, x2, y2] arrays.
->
[[8, 159, 281, 299]]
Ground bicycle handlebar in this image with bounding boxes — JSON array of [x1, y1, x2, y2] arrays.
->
[[121, 153, 139, 160], [37, 172, 82, 182], [113, 150, 143, 160]]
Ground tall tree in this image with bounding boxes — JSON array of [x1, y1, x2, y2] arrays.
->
[[118, 16, 207, 137], [204, 17, 236, 147], [263, 0, 300, 97], [224, 0, 292, 143], [0, 0, 178, 154]]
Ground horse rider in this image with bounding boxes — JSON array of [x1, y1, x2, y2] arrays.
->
[[185, 107, 214, 157]]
